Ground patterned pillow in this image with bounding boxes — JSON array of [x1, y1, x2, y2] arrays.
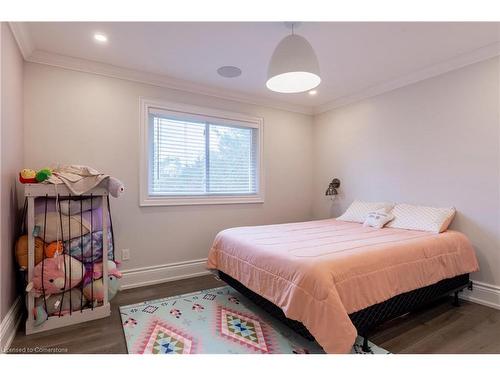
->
[[363, 210, 395, 229], [337, 200, 395, 223], [386, 203, 456, 233]]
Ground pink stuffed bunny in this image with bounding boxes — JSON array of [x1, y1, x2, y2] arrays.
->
[[31, 255, 84, 297]]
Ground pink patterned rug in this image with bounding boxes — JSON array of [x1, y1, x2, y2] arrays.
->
[[120, 286, 389, 354]]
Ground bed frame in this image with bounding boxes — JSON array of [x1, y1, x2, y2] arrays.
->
[[219, 271, 472, 352]]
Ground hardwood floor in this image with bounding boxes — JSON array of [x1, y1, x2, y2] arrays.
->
[[9, 274, 500, 354]]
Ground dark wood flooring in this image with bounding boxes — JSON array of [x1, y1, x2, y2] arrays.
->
[[9, 275, 500, 354]]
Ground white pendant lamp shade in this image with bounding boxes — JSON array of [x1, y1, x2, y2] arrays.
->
[[266, 34, 321, 93]]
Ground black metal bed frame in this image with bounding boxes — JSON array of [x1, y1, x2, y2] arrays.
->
[[219, 271, 472, 352]]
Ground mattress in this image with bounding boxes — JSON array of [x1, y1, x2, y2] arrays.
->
[[207, 219, 479, 353]]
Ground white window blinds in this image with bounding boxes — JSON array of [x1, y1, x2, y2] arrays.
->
[[149, 110, 259, 196]]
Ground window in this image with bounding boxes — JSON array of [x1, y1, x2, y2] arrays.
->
[[140, 99, 264, 206]]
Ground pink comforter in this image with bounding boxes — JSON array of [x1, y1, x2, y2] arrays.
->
[[207, 219, 479, 353]]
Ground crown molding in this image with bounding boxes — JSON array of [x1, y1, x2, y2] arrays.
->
[[25, 49, 314, 115], [314, 41, 500, 114], [8, 22, 34, 59], [9, 21, 500, 116]]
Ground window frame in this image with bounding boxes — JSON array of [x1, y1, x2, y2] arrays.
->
[[139, 98, 264, 206]]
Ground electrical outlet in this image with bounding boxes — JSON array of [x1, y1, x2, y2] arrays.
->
[[121, 249, 130, 261]]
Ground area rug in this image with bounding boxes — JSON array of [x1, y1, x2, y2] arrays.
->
[[120, 286, 389, 354]]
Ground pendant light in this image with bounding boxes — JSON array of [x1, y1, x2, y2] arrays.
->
[[266, 23, 321, 93]]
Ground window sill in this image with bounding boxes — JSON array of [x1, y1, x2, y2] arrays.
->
[[139, 194, 265, 207]]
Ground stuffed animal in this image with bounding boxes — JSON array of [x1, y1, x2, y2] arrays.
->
[[83, 276, 121, 304], [35, 168, 52, 182], [16, 236, 66, 270], [29, 255, 84, 297], [81, 260, 122, 286], [15, 235, 45, 269], [45, 241, 63, 258], [19, 168, 53, 184], [19, 169, 37, 184], [65, 230, 114, 263], [34, 289, 88, 326], [83, 260, 122, 303]]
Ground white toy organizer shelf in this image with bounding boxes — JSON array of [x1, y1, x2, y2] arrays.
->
[[24, 184, 111, 334]]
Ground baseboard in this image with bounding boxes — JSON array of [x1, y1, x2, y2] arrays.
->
[[0, 297, 23, 353], [120, 258, 211, 290], [461, 280, 500, 310], [0, 259, 210, 349]]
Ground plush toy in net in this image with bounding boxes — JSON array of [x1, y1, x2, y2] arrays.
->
[[15, 235, 45, 269], [16, 236, 66, 269], [83, 260, 122, 303], [30, 255, 84, 296], [45, 241, 63, 258], [34, 289, 88, 326]]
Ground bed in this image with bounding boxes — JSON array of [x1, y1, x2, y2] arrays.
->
[[207, 218, 478, 353]]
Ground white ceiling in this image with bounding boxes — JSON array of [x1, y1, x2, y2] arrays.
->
[[17, 22, 500, 112]]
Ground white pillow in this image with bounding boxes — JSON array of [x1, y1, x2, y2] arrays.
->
[[337, 200, 395, 223], [363, 209, 395, 229], [386, 203, 456, 233]]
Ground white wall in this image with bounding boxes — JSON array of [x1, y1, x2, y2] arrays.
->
[[0, 23, 24, 320], [312, 57, 500, 290], [24, 62, 314, 282], [21, 51, 500, 302]]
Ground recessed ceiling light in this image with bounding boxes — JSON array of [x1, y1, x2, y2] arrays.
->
[[93, 33, 108, 43], [217, 66, 242, 78], [308, 90, 318, 96]]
